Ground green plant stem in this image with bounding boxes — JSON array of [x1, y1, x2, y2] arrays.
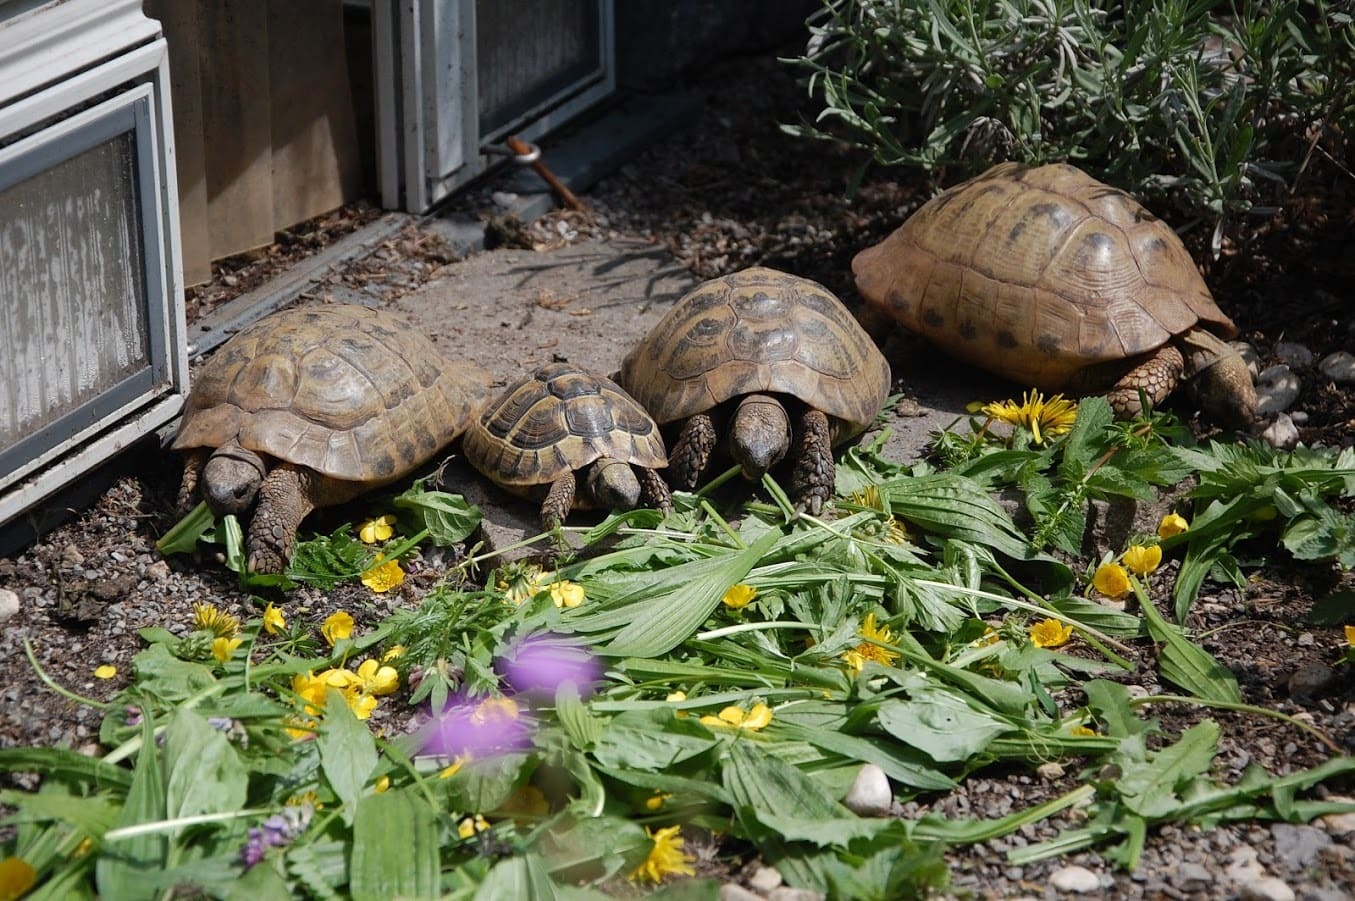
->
[[22, 639, 116, 711], [1128, 694, 1341, 753], [696, 621, 829, 641], [987, 559, 1137, 669]]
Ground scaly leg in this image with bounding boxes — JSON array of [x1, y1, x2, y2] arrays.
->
[[636, 467, 674, 515], [540, 470, 577, 532], [247, 463, 317, 574], [667, 412, 716, 490], [176, 448, 210, 515], [790, 408, 834, 515]]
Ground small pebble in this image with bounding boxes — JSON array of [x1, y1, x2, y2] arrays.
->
[[767, 887, 825, 901], [748, 866, 783, 893], [842, 763, 892, 817], [1318, 350, 1355, 384], [0, 588, 19, 625], [61, 544, 85, 567], [1270, 823, 1331, 868], [1036, 762, 1065, 780], [1049, 864, 1101, 893], [145, 560, 171, 582], [1319, 804, 1355, 836], [1272, 341, 1314, 368], [721, 885, 763, 901], [1256, 365, 1302, 415], [1175, 861, 1213, 886], [490, 191, 519, 208], [1237, 876, 1296, 901], [1260, 413, 1300, 450], [1232, 341, 1262, 380]]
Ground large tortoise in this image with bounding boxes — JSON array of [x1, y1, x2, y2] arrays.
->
[[173, 304, 490, 574], [852, 162, 1257, 427], [463, 362, 673, 530], [620, 267, 891, 515]]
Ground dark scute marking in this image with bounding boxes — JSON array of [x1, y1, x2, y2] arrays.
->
[[734, 290, 788, 320], [729, 322, 797, 360], [997, 330, 1018, 348], [1007, 220, 1026, 243], [886, 289, 912, 315], [688, 316, 726, 341], [1028, 202, 1073, 230], [549, 372, 603, 402], [1145, 237, 1169, 255], [562, 396, 617, 440], [959, 320, 977, 340], [922, 309, 944, 328], [371, 449, 397, 473], [1085, 231, 1115, 252], [797, 314, 830, 340], [1036, 334, 1061, 354]]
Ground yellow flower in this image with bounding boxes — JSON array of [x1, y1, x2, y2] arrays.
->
[[848, 485, 884, 510], [361, 556, 405, 593], [287, 790, 321, 808], [982, 390, 1078, 444], [356, 658, 400, 696], [439, 754, 472, 779], [666, 690, 689, 717], [262, 602, 286, 636], [1121, 544, 1162, 576], [1345, 625, 1355, 647], [549, 580, 585, 608], [1158, 512, 1189, 539], [971, 627, 1000, 648], [500, 564, 548, 605], [1093, 562, 1131, 599], [1029, 617, 1073, 649], [842, 613, 901, 674], [93, 664, 117, 679], [211, 636, 243, 663], [700, 703, 773, 732], [374, 775, 390, 793], [350, 693, 378, 720], [645, 791, 672, 811], [192, 602, 240, 639], [471, 695, 520, 725], [382, 644, 406, 662], [722, 583, 757, 609], [457, 814, 490, 839], [358, 514, 397, 544], [1070, 725, 1098, 737], [0, 856, 37, 900], [628, 825, 696, 884], [321, 611, 355, 646]]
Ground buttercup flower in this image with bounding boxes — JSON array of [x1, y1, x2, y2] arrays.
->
[[667, 690, 689, 717], [361, 556, 405, 593], [628, 825, 696, 884], [1070, 725, 1098, 737], [350, 693, 378, 720], [374, 775, 390, 793], [549, 580, 585, 608], [1029, 617, 1073, 649], [94, 664, 118, 679], [1122, 544, 1162, 576], [193, 602, 240, 639], [982, 390, 1078, 444], [457, 814, 490, 839], [722, 583, 757, 609], [645, 791, 672, 811], [499, 563, 548, 605], [321, 611, 355, 646], [1093, 562, 1131, 599], [699, 703, 773, 732], [262, 602, 286, 636], [842, 613, 901, 674], [212, 636, 243, 663], [438, 754, 472, 779], [356, 658, 400, 696], [358, 514, 397, 544], [0, 857, 37, 899], [971, 627, 1000, 648], [1158, 512, 1190, 539], [1345, 625, 1355, 647]]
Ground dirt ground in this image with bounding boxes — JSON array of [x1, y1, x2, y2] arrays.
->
[[3, 51, 1354, 899]]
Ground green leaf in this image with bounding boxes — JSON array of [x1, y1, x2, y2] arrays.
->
[[1137, 586, 1241, 704], [317, 690, 378, 825], [1083, 679, 1152, 738], [350, 789, 439, 901], [473, 853, 562, 901], [155, 501, 216, 555], [1116, 720, 1220, 818], [0, 748, 132, 791], [590, 710, 719, 771], [163, 708, 247, 826], [881, 473, 1034, 562], [130, 643, 218, 704], [95, 719, 166, 898], [722, 742, 881, 847], [769, 721, 955, 791], [533, 813, 649, 883], [876, 691, 1015, 762], [393, 480, 483, 545]]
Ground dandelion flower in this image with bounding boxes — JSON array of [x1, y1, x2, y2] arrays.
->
[[212, 636, 243, 663], [193, 602, 240, 639], [848, 484, 883, 510], [356, 658, 400, 696], [93, 664, 118, 680], [982, 390, 1078, 444], [361, 556, 405, 593], [382, 644, 406, 662], [1158, 512, 1189, 539], [700, 703, 773, 732], [842, 613, 901, 674], [1029, 617, 1073, 649], [1093, 562, 1131, 599], [629, 825, 696, 884], [549, 580, 585, 608], [1345, 624, 1355, 647], [1070, 725, 1098, 737], [500, 564, 548, 605], [358, 514, 397, 544], [457, 814, 490, 839], [722, 583, 757, 609], [1122, 544, 1162, 576], [321, 611, 355, 646], [262, 602, 286, 636]]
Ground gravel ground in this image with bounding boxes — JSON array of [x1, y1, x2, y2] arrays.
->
[[3, 48, 1355, 900]]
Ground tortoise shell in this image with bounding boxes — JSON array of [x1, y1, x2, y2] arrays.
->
[[620, 267, 891, 444], [463, 363, 668, 503], [851, 162, 1238, 389], [172, 304, 489, 483]]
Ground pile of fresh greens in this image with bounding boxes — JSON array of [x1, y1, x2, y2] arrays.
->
[[2, 396, 1353, 899]]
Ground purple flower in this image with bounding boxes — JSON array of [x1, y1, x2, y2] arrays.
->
[[124, 706, 142, 727], [499, 636, 601, 699], [239, 804, 312, 870], [420, 694, 534, 759]]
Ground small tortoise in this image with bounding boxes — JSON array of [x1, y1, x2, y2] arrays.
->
[[172, 304, 490, 574], [852, 162, 1257, 426], [620, 267, 891, 514], [463, 362, 673, 529]]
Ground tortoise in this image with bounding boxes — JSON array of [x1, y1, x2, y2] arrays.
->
[[620, 267, 891, 515], [463, 362, 673, 529], [851, 162, 1258, 427], [172, 304, 491, 574]]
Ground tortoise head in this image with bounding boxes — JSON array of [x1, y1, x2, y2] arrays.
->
[[729, 394, 791, 480], [585, 458, 641, 511], [202, 444, 269, 515], [1193, 353, 1259, 430]]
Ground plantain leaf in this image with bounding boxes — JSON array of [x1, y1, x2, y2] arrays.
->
[[350, 789, 439, 901]]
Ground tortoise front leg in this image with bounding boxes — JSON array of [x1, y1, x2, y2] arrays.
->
[[1105, 344, 1184, 420], [247, 463, 317, 574], [176, 448, 210, 516], [789, 408, 834, 516], [667, 412, 716, 490], [540, 470, 577, 532], [636, 467, 673, 516]]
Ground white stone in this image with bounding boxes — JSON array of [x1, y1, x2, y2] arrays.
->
[[145, 560, 171, 582], [1319, 801, 1355, 836], [490, 191, 519, 208], [1273, 341, 1314, 368], [1237, 877, 1296, 901], [842, 763, 892, 817], [0, 588, 19, 624], [1232, 341, 1262, 380], [1256, 365, 1302, 415], [1049, 864, 1101, 893], [720, 885, 763, 901], [1036, 762, 1066, 780], [1260, 413, 1300, 450], [748, 866, 783, 893], [767, 888, 826, 901], [1318, 350, 1355, 384], [1225, 845, 1265, 884]]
